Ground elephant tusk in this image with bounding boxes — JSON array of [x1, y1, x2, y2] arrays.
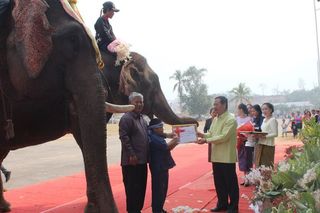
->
[[105, 102, 135, 113]]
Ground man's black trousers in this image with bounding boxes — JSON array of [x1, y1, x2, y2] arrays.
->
[[122, 164, 148, 213], [151, 169, 169, 212], [212, 162, 239, 211]]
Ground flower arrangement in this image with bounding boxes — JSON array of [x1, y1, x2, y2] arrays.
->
[[244, 120, 320, 213]]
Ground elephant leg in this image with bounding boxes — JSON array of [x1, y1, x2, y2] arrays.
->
[[69, 112, 98, 212], [0, 150, 11, 212], [66, 67, 118, 212]]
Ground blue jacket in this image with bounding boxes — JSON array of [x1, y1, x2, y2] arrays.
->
[[149, 132, 175, 172]]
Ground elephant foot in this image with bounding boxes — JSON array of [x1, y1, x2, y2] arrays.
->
[[0, 199, 11, 212], [85, 201, 118, 213], [84, 202, 99, 213]]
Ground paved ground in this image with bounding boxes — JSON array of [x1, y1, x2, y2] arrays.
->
[[3, 127, 122, 189]]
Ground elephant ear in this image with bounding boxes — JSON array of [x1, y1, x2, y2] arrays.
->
[[11, 0, 52, 78]]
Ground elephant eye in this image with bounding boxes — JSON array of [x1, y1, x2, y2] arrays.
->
[[130, 67, 140, 81]]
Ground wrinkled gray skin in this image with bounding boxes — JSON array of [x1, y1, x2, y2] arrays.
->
[[102, 52, 198, 125], [0, 0, 117, 212], [0, 1, 197, 212]]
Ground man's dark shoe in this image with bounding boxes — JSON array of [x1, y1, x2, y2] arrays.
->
[[211, 206, 227, 212], [4, 171, 11, 182], [227, 209, 238, 213]]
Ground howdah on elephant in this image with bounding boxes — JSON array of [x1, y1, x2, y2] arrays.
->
[[0, 0, 197, 213]]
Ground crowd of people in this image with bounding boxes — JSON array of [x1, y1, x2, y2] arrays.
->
[[118, 91, 283, 213], [59, 1, 320, 212], [280, 109, 320, 138], [200, 101, 279, 212]]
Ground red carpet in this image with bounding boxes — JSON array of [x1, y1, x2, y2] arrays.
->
[[4, 140, 301, 213]]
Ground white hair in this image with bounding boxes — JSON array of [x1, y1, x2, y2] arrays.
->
[[128, 92, 143, 102]]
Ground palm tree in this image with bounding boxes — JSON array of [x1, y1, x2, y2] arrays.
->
[[170, 70, 187, 113], [230, 83, 251, 107], [170, 70, 185, 99]]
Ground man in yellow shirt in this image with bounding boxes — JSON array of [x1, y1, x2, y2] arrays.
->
[[198, 96, 239, 213]]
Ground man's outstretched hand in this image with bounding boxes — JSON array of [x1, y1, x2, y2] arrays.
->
[[197, 138, 207, 144]]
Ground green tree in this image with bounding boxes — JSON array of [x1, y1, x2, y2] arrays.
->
[[174, 66, 211, 118], [170, 70, 185, 99], [229, 83, 251, 107]]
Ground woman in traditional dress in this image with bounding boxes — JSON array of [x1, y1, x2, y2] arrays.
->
[[236, 104, 253, 186], [255, 103, 278, 167]]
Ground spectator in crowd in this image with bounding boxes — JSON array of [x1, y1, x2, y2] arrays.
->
[[255, 103, 278, 167], [204, 108, 215, 133], [148, 118, 178, 213], [291, 120, 298, 138], [252, 105, 264, 132], [204, 108, 217, 162], [303, 110, 312, 123], [281, 118, 288, 137], [246, 104, 254, 121], [236, 104, 254, 187], [294, 111, 303, 132], [197, 96, 239, 213], [316, 109, 320, 123], [250, 104, 264, 168], [119, 92, 149, 213], [311, 109, 319, 124]]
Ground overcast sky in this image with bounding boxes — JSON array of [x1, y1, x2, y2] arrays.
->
[[77, 0, 320, 100]]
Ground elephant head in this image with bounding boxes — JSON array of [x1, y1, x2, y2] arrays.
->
[[116, 52, 197, 125]]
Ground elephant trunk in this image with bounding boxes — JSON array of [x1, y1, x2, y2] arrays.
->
[[152, 86, 198, 125]]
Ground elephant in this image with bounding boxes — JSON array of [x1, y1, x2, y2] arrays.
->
[[0, 0, 197, 212], [102, 51, 197, 125], [0, 0, 134, 212]]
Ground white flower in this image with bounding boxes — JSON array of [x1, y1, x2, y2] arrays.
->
[[246, 166, 273, 186], [284, 189, 299, 200], [313, 189, 320, 210], [114, 42, 132, 66], [249, 201, 263, 213], [246, 168, 263, 185], [278, 160, 290, 172], [172, 206, 208, 213], [297, 167, 317, 189], [241, 193, 250, 200]]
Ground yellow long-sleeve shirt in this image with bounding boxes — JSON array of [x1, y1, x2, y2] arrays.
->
[[205, 111, 237, 163]]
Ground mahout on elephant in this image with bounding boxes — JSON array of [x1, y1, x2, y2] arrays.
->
[[0, 0, 196, 212]]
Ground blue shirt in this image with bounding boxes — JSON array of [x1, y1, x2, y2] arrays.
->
[[149, 132, 175, 172]]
